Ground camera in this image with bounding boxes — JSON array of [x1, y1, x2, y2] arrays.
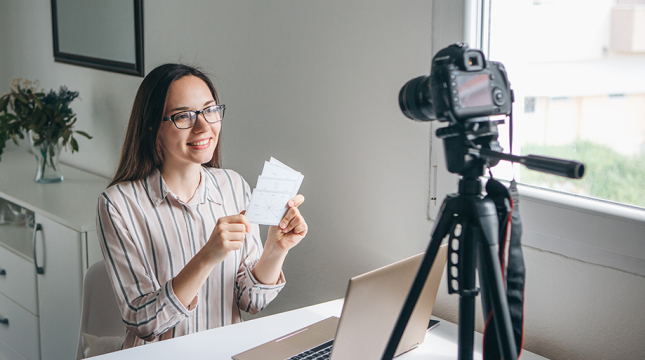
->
[[399, 43, 513, 123]]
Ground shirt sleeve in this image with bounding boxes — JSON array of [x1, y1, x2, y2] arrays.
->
[[96, 192, 196, 341], [234, 175, 286, 315]]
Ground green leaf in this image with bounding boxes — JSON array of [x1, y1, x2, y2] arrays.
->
[[75, 130, 93, 139], [0, 96, 9, 112], [63, 128, 71, 143], [14, 94, 28, 104], [33, 96, 43, 109], [70, 137, 79, 153]]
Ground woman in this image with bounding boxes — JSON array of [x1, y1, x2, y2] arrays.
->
[[96, 64, 307, 348]]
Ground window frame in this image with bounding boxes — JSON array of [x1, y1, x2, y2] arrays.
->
[[429, 0, 645, 277]]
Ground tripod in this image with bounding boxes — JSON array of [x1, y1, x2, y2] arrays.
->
[[382, 173, 517, 360], [381, 129, 584, 360]]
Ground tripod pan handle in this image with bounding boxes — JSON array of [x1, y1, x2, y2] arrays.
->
[[521, 154, 585, 179]]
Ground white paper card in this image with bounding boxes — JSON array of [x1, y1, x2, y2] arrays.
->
[[261, 162, 299, 181], [256, 176, 296, 194], [261, 161, 304, 197], [246, 191, 291, 226], [246, 158, 304, 226], [269, 157, 296, 172]]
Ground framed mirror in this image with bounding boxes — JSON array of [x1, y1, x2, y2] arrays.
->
[[51, 0, 144, 77]]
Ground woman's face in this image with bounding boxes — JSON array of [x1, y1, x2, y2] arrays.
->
[[159, 75, 221, 169]]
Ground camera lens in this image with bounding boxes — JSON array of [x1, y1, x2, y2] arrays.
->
[[399, 76, 436, 121]]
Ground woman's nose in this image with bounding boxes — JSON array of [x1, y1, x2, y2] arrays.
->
[[192, 113, 210, 132]]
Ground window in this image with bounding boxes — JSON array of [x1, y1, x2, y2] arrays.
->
[[487, 0, 645, 209]]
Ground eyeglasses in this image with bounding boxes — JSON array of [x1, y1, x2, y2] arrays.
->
[[163, 104, 226, 129]]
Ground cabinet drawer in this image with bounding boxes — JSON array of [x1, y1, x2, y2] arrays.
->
[[0, 336, 29, 360], [0, 243, 38, 315], [0, 292, 40, 360]]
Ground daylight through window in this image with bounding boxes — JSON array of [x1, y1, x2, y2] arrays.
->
[[487, 0, 645, 208]]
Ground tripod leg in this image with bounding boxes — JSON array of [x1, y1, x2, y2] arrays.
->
[[474, 198, 518, 360], [457, 219, 478, 360], [382, 195, 460, 360]]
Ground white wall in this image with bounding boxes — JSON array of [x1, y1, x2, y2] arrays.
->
[[1, 1, 644, 360]]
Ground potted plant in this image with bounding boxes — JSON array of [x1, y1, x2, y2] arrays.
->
[[0, 78, 92, 183]]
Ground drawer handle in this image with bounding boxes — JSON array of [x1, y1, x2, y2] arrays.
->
[[33, 223, 45, 275], [0, 317, 8, 325]]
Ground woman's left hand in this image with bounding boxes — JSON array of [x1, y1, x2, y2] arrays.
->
[[266, 194, 308, 253]]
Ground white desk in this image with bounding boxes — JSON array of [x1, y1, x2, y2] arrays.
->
[[92, 299, 547, 360]]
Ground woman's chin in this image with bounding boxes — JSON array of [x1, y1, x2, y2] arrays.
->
[[193, 151, 216, 165]]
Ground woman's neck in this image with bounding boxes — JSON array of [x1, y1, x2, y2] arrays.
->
[[159, 162, 202, 203]]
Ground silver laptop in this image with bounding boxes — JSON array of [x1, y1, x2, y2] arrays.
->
[[232, 245, 448, 360]]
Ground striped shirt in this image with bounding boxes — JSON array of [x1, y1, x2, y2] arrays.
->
[[96, 167, 285, 349]]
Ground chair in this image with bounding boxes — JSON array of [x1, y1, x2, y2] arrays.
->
[[76, 261, 126, 359]]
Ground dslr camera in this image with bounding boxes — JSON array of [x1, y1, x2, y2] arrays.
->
[[399, 43, 512, 123]]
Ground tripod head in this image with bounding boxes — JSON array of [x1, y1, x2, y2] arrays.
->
[[435, 116, 586, 180]]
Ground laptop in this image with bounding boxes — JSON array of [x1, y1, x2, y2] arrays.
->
[[232, 244, 448, 360]]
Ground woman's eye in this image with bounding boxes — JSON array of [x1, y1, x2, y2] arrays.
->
[[204, 106, 216, 114], [175, 113, 190, 122]]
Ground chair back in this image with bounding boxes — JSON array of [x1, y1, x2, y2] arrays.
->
[[76, 261, 125, 359]]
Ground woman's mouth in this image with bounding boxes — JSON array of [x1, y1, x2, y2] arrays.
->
[[187, 138, 211, 149]]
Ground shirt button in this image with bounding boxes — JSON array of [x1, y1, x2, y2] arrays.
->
[[254, 286, 261, 290], [181, 313, 186, 318]]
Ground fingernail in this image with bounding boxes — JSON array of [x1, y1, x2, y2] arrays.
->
[[280, 222, 286, 229], [289, 201, 294, 207]]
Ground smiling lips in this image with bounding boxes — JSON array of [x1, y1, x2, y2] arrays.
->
[[187, 138, 211, 149]]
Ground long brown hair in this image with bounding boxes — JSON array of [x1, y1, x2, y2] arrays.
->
[[109, 64, 221, 188]]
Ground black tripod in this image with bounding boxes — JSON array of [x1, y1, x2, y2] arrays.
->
[[381, 124, 585, 360], [382, 174, 517, 360]]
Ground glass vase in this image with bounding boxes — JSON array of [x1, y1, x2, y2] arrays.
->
[[29, 131, 63, 183]]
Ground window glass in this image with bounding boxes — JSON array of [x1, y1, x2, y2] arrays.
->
[[487, 0, 645, 208]]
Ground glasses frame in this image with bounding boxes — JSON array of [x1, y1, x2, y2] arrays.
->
[[163, 104, 226, 129]]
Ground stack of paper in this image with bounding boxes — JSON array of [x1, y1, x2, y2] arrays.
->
[[245, 158, 304, 226]]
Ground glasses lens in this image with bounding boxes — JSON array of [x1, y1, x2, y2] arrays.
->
[[203, 105, 224, 123], [173, 111, 196, 129]]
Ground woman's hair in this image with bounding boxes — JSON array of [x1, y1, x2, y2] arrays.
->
[[108, 63, 221, 188]]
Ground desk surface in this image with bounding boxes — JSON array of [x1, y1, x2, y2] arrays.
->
[[93, 299, 547, 360]]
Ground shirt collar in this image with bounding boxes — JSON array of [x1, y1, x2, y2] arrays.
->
[[143, 167, 222, 207], [200, 167, 223, 206]]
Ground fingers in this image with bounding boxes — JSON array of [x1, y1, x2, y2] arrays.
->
[[213, 214, 252, 248], [219, 223, 248, 237], [219, 213, 251, 233], [213, 224, 245, 245], [278, 206, 308, 235], [287, 194, 305, 208]]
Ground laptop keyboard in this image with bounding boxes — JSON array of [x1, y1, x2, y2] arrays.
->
[[286, 339, 334, 360]]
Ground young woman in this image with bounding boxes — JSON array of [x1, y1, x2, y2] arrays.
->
[[96, 64, 308, 349]]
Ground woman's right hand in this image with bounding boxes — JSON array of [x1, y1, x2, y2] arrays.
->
[[205, 213, 250, 265]]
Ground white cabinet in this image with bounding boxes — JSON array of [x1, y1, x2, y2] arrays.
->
[[0, 151, 109, 360], [35, 214, 84, 360], [0, 210, 41, 360]]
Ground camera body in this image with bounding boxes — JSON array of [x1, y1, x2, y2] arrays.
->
[[399, 43, 513, 123]]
